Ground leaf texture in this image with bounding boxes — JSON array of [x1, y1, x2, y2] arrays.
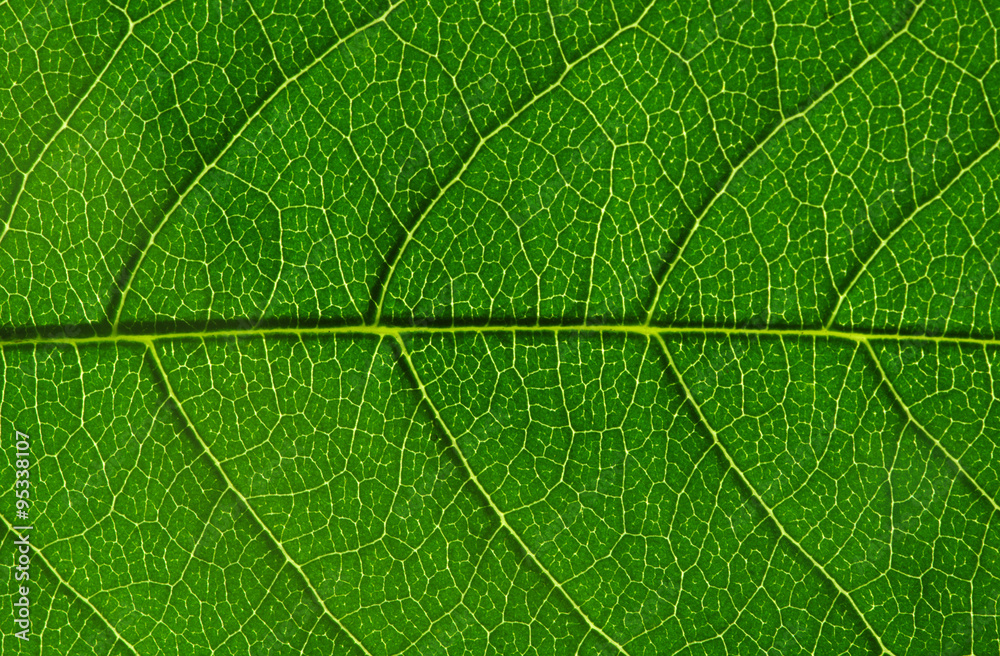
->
[[2, 0, 999, 654]]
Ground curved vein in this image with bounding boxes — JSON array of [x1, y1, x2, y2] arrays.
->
[[144, 340, 374, 656], [0, 518, 141, 656], [653, 333, 898, 656], [0, 10, 134, 247], [861, 339, 1000, 513], [392, 333, 631, 656], [0, 0, 183, 248], [644, 0, 926, 326], [109, 0, 404, 333], [824, 137, 1000, 329], [371, 0, 662, 325]]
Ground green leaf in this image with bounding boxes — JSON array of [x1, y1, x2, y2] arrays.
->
[[2, 0, 999, 654]]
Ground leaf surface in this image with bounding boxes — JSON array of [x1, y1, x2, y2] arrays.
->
[[2, 0, 999, 654]]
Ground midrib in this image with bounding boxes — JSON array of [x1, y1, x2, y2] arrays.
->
[[2, 323, 999, 348]]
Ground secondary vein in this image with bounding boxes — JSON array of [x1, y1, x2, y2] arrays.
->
[[393, 333, 632, 655], [108, 1, 405, 334], [0, 517, 142, 656], [145, 340, 376, 656], [861, 339, 1000, 513], [654, 334, 899, 656], [643, 0, 926, 327]]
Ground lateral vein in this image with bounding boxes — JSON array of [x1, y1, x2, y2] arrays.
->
[[861, 339, 1000, 513], [109, 1, 405, 333], [653, 334, 898, 656], [0, 517, 142, 656], [392, 334, 631, 655], [144, 341, 375, 656], [644, 0, 926, 326]]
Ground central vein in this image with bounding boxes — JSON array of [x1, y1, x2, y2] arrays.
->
[[3, 323, 999, 349]]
